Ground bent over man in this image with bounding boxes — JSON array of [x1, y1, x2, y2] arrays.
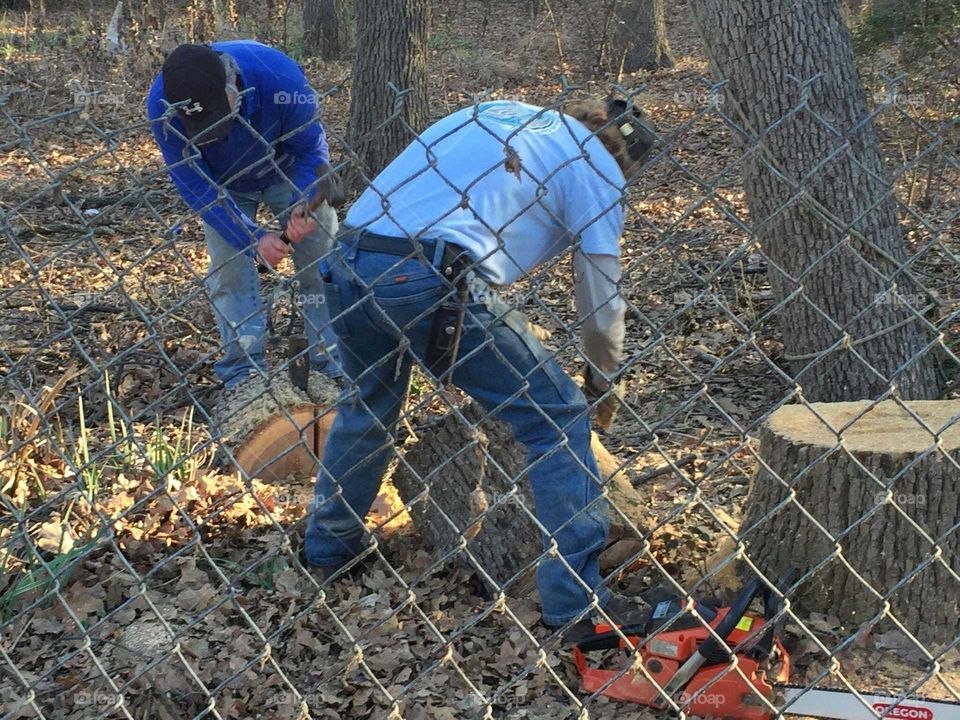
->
[[147, 41, 342, 388], [304, 99, 654, 632]]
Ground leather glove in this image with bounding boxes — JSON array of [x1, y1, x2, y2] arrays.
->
[[315, 161, 347, 209], [583, 365, 623, 431]]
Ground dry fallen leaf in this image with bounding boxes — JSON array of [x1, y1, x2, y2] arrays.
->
[[37, 515, 75, 554]]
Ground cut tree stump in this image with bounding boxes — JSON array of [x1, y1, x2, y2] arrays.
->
[[743, 400, 960, 646], [390, 402, 649, 597]]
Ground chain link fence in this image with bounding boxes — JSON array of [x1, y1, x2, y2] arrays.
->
[[2, 13, 960, 720]]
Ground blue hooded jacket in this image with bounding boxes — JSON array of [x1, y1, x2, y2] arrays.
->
[[146, 40, 330, 251]]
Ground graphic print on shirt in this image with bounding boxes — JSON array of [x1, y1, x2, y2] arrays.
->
[[476, 101, 563, 135]]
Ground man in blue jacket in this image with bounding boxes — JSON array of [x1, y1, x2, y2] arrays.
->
[[147, 41, 342, 388]]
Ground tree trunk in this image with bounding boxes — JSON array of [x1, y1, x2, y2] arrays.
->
[[28, 0, 45, 33], [133, 0, 165, 33], [187, 0, 212, 42], [742, 400, 960, 647], [302, 0, 353, 59], [615, 0, 674, 73], [344, 0, 429, 181], [690, 0, 942, 402], [391, 402, 651, 598]]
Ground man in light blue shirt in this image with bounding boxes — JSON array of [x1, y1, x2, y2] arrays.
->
[[304, 99, 655, 635], [349, 101, 625, 286]]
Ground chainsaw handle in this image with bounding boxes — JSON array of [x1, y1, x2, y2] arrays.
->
[[697, 577, 762, 664], [764, 566, 799, 620], [755, 566, 799, 658], [575, 623, 649, 653]]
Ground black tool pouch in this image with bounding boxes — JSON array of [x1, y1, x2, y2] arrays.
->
[[425, 255, 469, 382], [425, 298, 464, 382]]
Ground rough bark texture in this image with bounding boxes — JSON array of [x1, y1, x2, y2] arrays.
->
[[743, 400, 960, 646], [302, 0, 353, 59], [616, 0, 674, 73], [133, 0, 165, 32], [690, 0, 941, 402], [344, 0, 429, 181], [28, 0, 46, 32], [391, 402, 650, 597], [392, 405, 542, 596]]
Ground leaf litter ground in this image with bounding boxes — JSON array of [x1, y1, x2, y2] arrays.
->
[[1, 1, 959, 718]]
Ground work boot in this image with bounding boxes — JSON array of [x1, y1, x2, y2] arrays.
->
[[297, 549, 367, 587], [545, 592, 651, 643]]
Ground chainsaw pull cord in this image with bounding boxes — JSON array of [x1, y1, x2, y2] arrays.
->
[[653, 577, 764, 709]]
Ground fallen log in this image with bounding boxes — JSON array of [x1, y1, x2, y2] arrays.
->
[[390, 401, 649, 596]]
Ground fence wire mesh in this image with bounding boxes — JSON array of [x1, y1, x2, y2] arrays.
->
[[2, 12, 960, 720]]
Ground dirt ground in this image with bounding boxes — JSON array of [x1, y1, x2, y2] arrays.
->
[[1, 1, 959, 718]]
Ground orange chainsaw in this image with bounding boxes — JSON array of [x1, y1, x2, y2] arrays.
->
[[573, 572, 960, 720]]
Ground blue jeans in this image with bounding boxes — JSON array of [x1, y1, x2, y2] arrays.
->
[[304, 233, 610, 625], [203, 182, 341, 388]]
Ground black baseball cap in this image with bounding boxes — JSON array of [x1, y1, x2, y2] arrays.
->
[[162, 44, 233, 143]]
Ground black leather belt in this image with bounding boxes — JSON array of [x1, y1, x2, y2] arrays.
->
[[339, 227, 471, 381], [338, 228, 469, 277]]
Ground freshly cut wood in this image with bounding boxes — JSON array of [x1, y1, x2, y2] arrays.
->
[[232, 404, 335, 482], [214, 374, 338, 483], [391, 402, 649, 596], [743, 400, 960, 646]]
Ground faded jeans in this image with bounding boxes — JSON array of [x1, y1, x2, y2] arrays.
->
[[203, 182, 341, 388], [304, 230, 611, 625]]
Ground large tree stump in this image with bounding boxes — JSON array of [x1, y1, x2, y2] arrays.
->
[[391, 402, 648, 596], [743, 400, 960, 647]]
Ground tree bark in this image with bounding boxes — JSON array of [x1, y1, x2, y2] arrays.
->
[[28, 0, 46, 33], [690, 0, 942, 402], [615, 0, 674, 73], [742, 400, 960, 646], [391, 402, 651, 597], [302, 0, 354, 59], [344, 0, 429, 182]]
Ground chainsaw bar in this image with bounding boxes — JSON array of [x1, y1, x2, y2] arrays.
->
[[779, 684, 960, 720]]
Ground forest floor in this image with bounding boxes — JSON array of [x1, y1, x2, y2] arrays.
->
[[1, 0, 959, 718]]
